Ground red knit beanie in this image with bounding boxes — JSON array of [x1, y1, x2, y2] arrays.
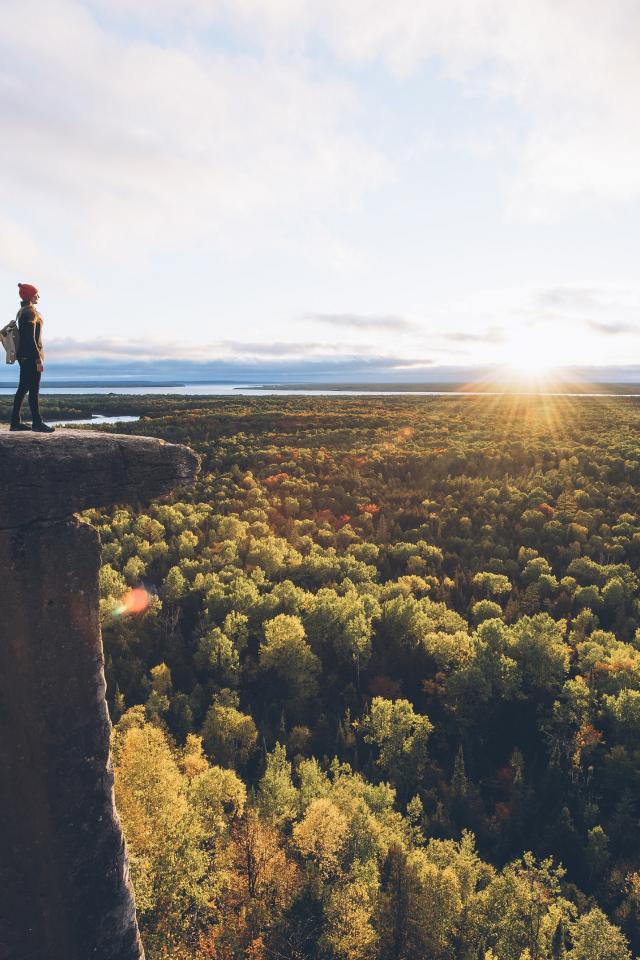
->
[[18, 282, 38, 302]]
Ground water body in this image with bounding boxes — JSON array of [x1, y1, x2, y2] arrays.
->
[[0, 381, 472, 397], [1, 382, 638, 398], [50, 414, 141, 427], [0, 379, 640, 398]]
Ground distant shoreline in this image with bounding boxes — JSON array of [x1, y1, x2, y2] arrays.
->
[[256, 381, 640, 395], [2, 379, 640, 398]]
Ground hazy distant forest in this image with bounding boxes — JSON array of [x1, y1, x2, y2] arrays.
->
[[11, 393, 640, 960]]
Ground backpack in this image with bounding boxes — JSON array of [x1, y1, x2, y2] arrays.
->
[[0, 315, 19, 364]]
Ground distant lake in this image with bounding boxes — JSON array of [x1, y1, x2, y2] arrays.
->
[[1, 383, 494, 398], [1, 381, 638, 398], [50, 414, 141, 426]]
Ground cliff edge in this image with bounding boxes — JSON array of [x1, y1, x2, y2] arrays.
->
[[0, 429, 200, 960]]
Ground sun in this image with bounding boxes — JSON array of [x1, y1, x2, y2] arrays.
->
[[508, 351, 552, 378], [501, 329, 558, 384]]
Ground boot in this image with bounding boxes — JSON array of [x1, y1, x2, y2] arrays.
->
[[10, 396, 28, 430], [32, 421, 55, 433]]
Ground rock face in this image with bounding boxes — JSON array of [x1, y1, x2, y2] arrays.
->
[[0, 429, 200, 960], [0, 429, 199, 528]]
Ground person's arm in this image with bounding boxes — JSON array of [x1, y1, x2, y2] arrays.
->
[[18, 308, 42, 364], [34, 315, 44, 370]]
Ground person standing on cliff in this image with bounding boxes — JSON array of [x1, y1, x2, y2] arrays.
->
[[10, 283, 55, 433]]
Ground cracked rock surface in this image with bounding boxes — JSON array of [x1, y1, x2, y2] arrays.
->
[[0, 428, 200, 528], [0, 428, 199, 960]]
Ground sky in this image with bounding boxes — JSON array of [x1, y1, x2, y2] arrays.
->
[[1, 0, 640, 382]]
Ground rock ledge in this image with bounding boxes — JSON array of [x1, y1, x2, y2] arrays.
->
[[0, 428, 200, 528], [0, 428, 199, 960]]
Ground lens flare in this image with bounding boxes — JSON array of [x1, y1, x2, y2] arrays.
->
[[112, 587, 151, 618]]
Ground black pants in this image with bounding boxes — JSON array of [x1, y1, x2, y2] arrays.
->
[[12, 359, 42, 425]]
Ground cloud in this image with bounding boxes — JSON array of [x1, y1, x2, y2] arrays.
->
[[443, 326, 506, 344], [5, 0, 638, 270], [530, 286, 640, 336], [30, 353, 443, 384], [217, 339, 393, 357], [45, 337, 181, 360], [586, 320, 639, 336], [535, 288, 604, 312], [0, 215, 93, 295], [3, 0, 640, 367], [320, 0, 640, 217], [44, 335, 424, 362], [110, 0, 640, 218], [0, 0, 387, 259], [305, 312, 417, 333]]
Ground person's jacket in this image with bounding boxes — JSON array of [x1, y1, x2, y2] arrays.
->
[[16, 303, 44, 363]]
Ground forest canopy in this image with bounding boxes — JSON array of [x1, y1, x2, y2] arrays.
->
[[35, 392, 640, 960]]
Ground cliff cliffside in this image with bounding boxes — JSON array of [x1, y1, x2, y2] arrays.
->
[[0, 429, 199, 960]]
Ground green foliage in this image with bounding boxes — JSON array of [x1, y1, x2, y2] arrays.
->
[[259, 614, 320, 710], [359, 697, 433, 797], [257, 743, 297, 826], [202, 694, 257, 769], [112, 715, 213, 953], [567, 908, 631, 960], [60, 392, 640, 958], [471, 598, 504, 624]]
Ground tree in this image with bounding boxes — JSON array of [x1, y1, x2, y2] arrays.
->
[[196, 627, 241, 686], [378, 842, 462, 960], [150, 662, 172, 697], [188, 764, 246, 842], [163, 565, 188, 602], [202, 695, 258, 769], [305, 588, 378, 682], [471, 599, 504, 624], [567, 908, 631, 960], [323, 861, 379, 960], [112, 715, 210, 953], [259, 614, 320, 710], [145, 662, 173, 721], [123, 554, 146, 585], [508, 614, 569, 694], [472, 572, 512, 598], [402, 849, 462, 959], [467, 853, 571, 960], [604, 689, 640, 746], [585, 826, 610, 887], [257, 743, 298, 827], [218, 809, 300, 952], [293, 798, 348, 879], [359, 698, 433, 799]]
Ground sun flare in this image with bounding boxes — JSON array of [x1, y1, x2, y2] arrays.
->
[[507, 351, 553, 379], [501, 328, 561, 383]]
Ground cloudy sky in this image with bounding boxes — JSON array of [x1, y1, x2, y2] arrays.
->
[[1, 0, 640, 381]]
